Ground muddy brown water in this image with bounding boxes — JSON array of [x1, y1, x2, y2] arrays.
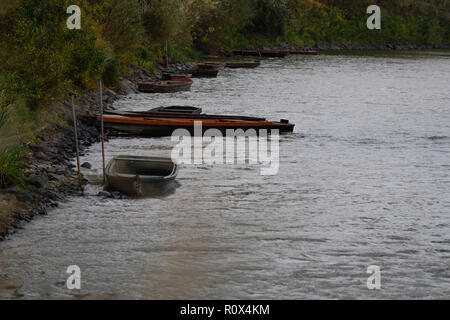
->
[[0, 51, 449, 299]]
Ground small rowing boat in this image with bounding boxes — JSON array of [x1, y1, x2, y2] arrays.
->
[[197, 62, 225, 70], [162, 73, 192, 81], [225, 61, 260, 68], [187, 69, 219, 78], [137, 80, 192, 93], [146, 106, 203, 115], [105, 156, 178, 197]]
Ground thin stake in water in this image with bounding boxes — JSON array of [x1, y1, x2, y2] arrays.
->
[[71, 96, 82, 189], [100, 80, 106, 185], [165, 40, 169, 68]]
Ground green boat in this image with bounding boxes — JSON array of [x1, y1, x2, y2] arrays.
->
[[105, 156, 178, 197]]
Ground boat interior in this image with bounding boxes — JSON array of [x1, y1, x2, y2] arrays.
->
[[112, 157, 175, 177]]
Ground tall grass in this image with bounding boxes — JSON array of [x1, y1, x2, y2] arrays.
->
[[0, 109, 25, 189], [0, 146, 25, 189], [0, 109, 7, 129]]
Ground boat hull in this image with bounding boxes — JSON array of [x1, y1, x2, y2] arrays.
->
[[105, 156, 178, 197], [137, 80, 192, 93], [162, 73, 192, 81], [197, 62, 225, 71], [96, 116, 295, 137], [225, 61, 261, 68], [187, 69, 219, 78]]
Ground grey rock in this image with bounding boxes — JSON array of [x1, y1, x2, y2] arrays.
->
[[98, 191, 111, 198], [29, 144, 48, 153], [38, 207, 47, 215], [111, 191, 122, 199], [34, 152, 47, 160], [81, 162, 92, 169], [27, 174, 49, 188], [120, 79, 135, 94]]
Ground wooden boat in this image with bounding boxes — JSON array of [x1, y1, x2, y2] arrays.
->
[[137, 80, 192, 93], [87, 114, 295, 137], [162, 73, 192, 81], [197, 62, 225, 70], [147, 106, 202, 115], [105, 106, 265, 121], [225, 61, 260, 69], [188, 69, 219, 78], [232, 49, 288, 58], [105, 156, 178, 197], [104, 109, 266, 121]]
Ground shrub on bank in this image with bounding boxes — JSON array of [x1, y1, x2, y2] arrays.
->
[[0, 109, 24, 189], [0, 146, 25, 189]]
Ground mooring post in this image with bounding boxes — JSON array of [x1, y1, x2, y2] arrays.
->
[[100, 80, 106, 185], [165, 40, 169, 68], [71, 96, 83, 190]]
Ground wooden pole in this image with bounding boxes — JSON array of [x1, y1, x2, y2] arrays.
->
[[71, 96, 82, 190], [165, 40, 169, 69], [100, 80, 105, 185]]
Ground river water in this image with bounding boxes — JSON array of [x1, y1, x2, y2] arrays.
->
[[0, 51, 449, 299]]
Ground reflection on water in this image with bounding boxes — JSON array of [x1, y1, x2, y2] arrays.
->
[[0, 51, 449, 299]]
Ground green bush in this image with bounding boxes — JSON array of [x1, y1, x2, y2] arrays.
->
[[0, 0, 108, 108], [0, 146, 25, 189], [102, 55, 121, 87], [0, 109, 7, 129], [247, 0, 289, 37], [142, 0, 186, 43]]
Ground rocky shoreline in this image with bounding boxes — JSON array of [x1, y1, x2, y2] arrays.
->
[[0, 60, 208, 240], [0, 65, 163, 240]]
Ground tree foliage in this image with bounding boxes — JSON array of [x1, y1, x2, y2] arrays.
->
[[0, 0, 448, 109]]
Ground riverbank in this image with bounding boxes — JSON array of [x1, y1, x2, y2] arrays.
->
[[245, 43, 450, 53], [0, 65, 163, 240], [1, 46, 449, 240]]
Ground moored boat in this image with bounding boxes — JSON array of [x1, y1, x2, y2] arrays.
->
[[162, 73, 192, 81], [197, 62, 225, 70], [188, 68, 219, 78], [225, 61, 261, 68], [104, 109, 267, 121], [137, 80, 192, 93], [147, 106, 203, 114], [87, 114, 295, 137], [105, 156, 178, 197]]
